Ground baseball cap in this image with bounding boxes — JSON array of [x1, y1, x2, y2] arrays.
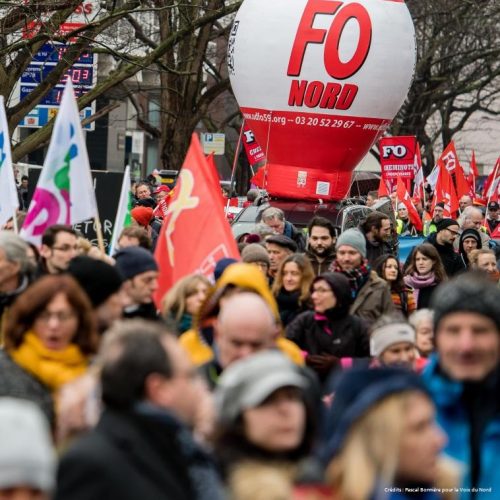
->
[[154, 185, 170, 195], [488, 201, 499, 211]]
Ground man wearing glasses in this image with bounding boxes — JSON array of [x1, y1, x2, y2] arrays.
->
[[425, 218, 466, 277], [39, 225, 79, 276]]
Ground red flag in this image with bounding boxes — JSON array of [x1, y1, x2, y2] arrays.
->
[[433, 164, 459, 217], [378, 176, 390, 198], [483, 157, 500, 201], [396, 177, 423, 232], [251, 166, 266, 188], [436, 141, 461, 175], [454, 161, 474, 200], [154, 135, 240, 305], [470, 150, 479, 177]]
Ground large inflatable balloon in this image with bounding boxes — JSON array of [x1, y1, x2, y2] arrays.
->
[[228, 0, 416, 200]]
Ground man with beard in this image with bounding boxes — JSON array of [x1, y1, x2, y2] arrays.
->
[[423, 202, 445, 236], [305, 217, 338, 276], [359, 212, 393, 267]]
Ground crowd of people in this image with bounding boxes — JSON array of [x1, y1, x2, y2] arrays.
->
[[0, 178, 499, 500]]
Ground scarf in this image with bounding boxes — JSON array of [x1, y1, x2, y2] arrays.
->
[[10, 331, 88, 391], [330, 260, 371, 299], [403, 272, 437, 306]]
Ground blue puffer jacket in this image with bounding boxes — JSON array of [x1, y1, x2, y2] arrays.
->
[[422, 356, 500, 499]]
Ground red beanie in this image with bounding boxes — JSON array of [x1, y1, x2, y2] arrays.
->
[[131, 206, 153, 227]]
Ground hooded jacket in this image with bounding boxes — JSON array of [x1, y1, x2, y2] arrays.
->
[[458, 228, 482, 268], [179, 263, 304, 367], [426, 232, 466, 277]]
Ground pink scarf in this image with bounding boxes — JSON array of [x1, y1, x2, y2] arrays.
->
[[404, 272, 437, 304]]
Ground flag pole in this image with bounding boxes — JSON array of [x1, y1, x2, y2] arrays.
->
[[94, 214, 106, 254], [484, 157, 500, 215], [226, 119, 245, 214]]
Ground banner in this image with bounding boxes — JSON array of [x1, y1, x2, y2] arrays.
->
[[21, 80, 98, 246], [242, 125, 266, 166], [0, 96, 20, 228], [154, 134, 240, 305], [379, 136, 417, 181]]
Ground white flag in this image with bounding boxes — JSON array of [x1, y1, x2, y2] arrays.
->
[[0, 96, 20, 228], [108, 166, 132, 256], [426, 163, 439, 191], [21, 80, 98, 246]]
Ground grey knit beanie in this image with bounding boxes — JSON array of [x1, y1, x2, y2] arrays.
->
[[335, 228, 367, 258], [370, 323, 416, 357]]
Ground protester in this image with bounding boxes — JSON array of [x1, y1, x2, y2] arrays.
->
[[319, 367, 456, 500], [67, 255, 125, 335], [214, 351, 317, 500], [305, 216, 337, 276], [0, 231, 33, 341], [396, 203, 419, 236], [39, 224, 79, 275], [457, 206, 490, 249], [0, 398, 56, 500], [359, 211, 393, 266], [374, 254, 416, 317], [114, 246, 159, 320], [458, 228, 482, 268], [116, 226, 152, 251], [153, 185, 170, 203], [286, 272, 369, 381], [404, 243, 446, 309], [265, 234, 298, 283], [469, 248, 500, 283], [407, 309, 433, 354], [161, 274, 212, 335], [485, 201, 499, 234], [130, 206, 161, 250], [422, 274, 500, 496], [261, 207, 306, 251], [179, 263, 303, 370], [366, 190, 378, 207], [55, 320, 224, 500], [328, 228, 394, 324], [272, 254, 314, 327], [423, 202, 445, 236], [133, 182, 155, 206], [240, 243, 270, 277], [459, 195, 473, 214], [2, 275, 97, 426], [370, 315, 417, 370], [424, 218, 466, 276]]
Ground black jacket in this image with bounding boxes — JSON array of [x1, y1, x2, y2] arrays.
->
[[55, 407, 223, 500], [426, 232, 466, 277], [286, 310, 369, 358], [363, 234, 393, 267]]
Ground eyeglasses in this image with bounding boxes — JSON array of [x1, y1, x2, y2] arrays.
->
[[37, 311, 77, 323], [312, 287, 332, 294], [52, 245, 79, 252], [446, 228, 460, 237]]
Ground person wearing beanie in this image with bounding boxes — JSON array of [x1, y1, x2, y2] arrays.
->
[[422, 272, 500, 497], [67, 256, 124, 334], [329, 229, 394, 325], [370, 316, 417, 369], [241, 243, 270, 277], [0, 398, 56, 498], [423, 217, 466, 277], [213, 351, 318, 500], [114, 247, 159, 320], [319, 367, 454, 500], [359, 211, 394, 266], [286, 272, 369, 381], [265, 235, 298, 283], [130, 206, 162, 251], [213, 257, 239, 282], [457, 228, 482, 268]]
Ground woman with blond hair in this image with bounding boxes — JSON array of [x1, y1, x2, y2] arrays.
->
[[272, 254, 315, 326], [469, 248, 500, 283], [161, 274, 212, 334], [317, 367, 458, 500]]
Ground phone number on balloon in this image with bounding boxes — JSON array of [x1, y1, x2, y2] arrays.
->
[[291, 116, 356, 128]]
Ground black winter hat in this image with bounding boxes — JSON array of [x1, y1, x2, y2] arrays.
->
[[432, 272, 500, 331], [436, 218, 459, 232], [114, 247, 158, 280], [319, 367, 430, 463], [67, 256, 124, 307], [312, 272, 353, 310], [459, 228, 482, 249]]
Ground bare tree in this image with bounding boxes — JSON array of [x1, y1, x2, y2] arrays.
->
[[391, 0, 500, 172]]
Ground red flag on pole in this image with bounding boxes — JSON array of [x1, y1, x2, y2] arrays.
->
[[483, 157, 500, 202], [455, 161, 474, 200], [378, 176, 390, 198], [433, 164, 459, 217], [436, 140, 461, 175], [396, 177, 423, 232], [154, 134, 240, 306]]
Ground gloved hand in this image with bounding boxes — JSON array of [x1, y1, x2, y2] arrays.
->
[[305, 354, 340, 376]]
